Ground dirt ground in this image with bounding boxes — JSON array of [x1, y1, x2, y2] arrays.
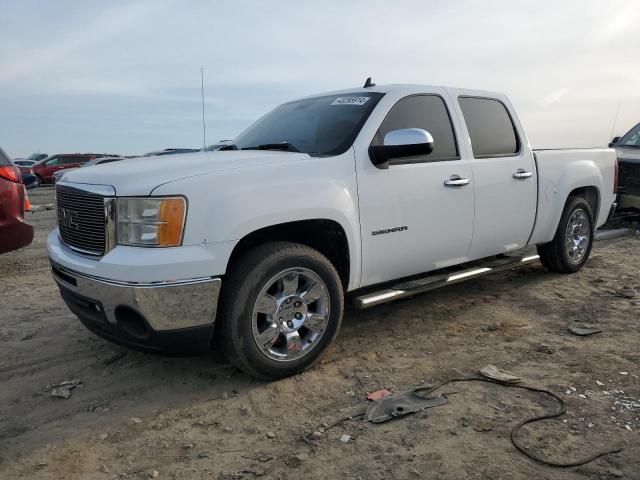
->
[[1, 188, 638, 480]]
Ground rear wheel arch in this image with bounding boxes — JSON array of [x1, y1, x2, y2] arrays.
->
[[567, 186, 600, 222]]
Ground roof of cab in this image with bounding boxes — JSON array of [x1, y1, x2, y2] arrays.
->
[[292, 83, 508, 103]]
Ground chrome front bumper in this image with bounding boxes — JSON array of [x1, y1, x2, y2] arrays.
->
[[51, 261, 221, 332]]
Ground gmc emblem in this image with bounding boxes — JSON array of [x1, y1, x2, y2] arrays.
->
[[58, 207, 80, 229]]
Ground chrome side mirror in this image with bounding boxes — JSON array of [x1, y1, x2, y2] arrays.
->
[[369, 128, 434, 169]]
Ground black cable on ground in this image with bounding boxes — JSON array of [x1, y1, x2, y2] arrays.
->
[[312, 376, 624, 468], [413, 376, 624, 468]]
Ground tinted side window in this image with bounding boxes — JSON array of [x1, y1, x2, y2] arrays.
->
[[46, 156, 61, 166], [458, 97, 519, 158], [64, 156, 84, 164], [373, 95, 458, 161]]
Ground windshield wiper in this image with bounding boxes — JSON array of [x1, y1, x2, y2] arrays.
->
[[241, 142, 300, 153], [217, 143, 238, 151]]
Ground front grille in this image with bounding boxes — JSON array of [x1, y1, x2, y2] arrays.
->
[[56, 186, 106, 255], [619, 162, 640, 193]]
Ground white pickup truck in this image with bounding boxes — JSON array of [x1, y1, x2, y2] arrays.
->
[[48, 83, 618, 379]]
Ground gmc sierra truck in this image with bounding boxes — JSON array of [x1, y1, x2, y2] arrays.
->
[[48, 83, 618, 379]]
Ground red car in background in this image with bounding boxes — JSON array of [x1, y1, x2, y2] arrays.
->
[[0, 147, 33, 254], [32, 153, 97, 186]]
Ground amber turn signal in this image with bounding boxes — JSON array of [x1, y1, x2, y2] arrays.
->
[[157, 198, 186, 246]]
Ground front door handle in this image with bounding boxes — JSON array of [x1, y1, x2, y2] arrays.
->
[[444, 175, 471, 187], [513, 169, 533, 180]]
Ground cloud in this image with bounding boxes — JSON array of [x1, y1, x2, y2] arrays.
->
[[0, 0, 639, 156]]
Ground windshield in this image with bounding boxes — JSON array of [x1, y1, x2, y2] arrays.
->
[[233, 93, 384, 156], [619, 123, 640, 148]]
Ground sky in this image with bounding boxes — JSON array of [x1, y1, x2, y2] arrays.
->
[[0, 0, 639, 158]]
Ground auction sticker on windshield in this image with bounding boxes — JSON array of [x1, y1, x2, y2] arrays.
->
[[331, 96, 370, 106]]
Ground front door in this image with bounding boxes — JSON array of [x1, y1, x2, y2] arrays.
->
[[356, 92, 475, 287]]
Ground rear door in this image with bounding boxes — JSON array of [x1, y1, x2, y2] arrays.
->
[[452, 95, 537, 259], [357, 91, 475, 286]]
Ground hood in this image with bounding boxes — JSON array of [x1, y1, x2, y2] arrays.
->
[[616, 146, 640, 164], [60, 150, 310, 196]]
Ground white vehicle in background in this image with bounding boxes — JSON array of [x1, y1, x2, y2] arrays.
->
[[52, 156, 124, 184], [48, 82, 617, 379]]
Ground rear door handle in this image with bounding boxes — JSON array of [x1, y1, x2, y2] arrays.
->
[[513, 169, 533, 180], [444, 175, 470, 187]]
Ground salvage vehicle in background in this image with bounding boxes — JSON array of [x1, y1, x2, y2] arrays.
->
[[33, 153, 120, 186], [610, 122, 640, 214], [53, 156, 124, 184], [12, 161, 38, 189], [0, 147, 33, 254], [33, 154, 97, 186], [12, 152, 48, 164], [48, 83, 617, 379], [13, 159, 36, 167], [21, 171, 38, 190]]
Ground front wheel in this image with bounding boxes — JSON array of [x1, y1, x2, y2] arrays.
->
[[537, 197, 594, 273], [217, 242, 344, 379]]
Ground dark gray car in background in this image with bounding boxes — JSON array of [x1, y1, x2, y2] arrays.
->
[[611, 123, 640, 214]]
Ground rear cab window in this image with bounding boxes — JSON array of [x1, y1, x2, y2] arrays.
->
[[371, 94, 459, 163], [458, 97, 520, 158]]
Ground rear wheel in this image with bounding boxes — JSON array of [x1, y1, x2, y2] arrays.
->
[[218, 242, 344, 379], [34, 175, 42, 188], [537, 197, 594, 273]]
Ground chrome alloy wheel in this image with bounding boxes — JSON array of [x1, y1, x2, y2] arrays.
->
[[251, 267, 330, 362], [564, 208, 590, 264]]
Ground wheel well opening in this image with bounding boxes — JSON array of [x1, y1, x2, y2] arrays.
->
[[568, 186, 600, 220], [227, 220, 350, 288]]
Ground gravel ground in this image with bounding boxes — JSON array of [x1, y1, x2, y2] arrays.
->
[[0, 188, 638, 479]]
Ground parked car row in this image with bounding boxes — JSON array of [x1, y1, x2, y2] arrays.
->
[[0, 143, 217, 256], [52, 156, 124, 183]]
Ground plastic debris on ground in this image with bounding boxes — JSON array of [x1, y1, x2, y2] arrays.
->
[[364, 390, 448, 423], [367, 389, 392, 401], [567, 324, 603, 336], [478, 365, 521, 384]]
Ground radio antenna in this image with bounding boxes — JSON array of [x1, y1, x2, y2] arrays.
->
[[609, 101, 621, 140], [201, 67, 207, 149]]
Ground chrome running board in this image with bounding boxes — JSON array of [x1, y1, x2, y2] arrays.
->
[[353, 252, 540, 309]]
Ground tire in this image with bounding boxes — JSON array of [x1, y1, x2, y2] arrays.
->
[[35, 175, 42, 188], [537, 197, 594, 273], [217, 241, 344, 379]]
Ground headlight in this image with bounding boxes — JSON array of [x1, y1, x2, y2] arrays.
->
[[117, 197, 186, 247]]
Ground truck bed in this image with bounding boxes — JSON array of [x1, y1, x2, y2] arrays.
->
[[528, 147, 617, 245]]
